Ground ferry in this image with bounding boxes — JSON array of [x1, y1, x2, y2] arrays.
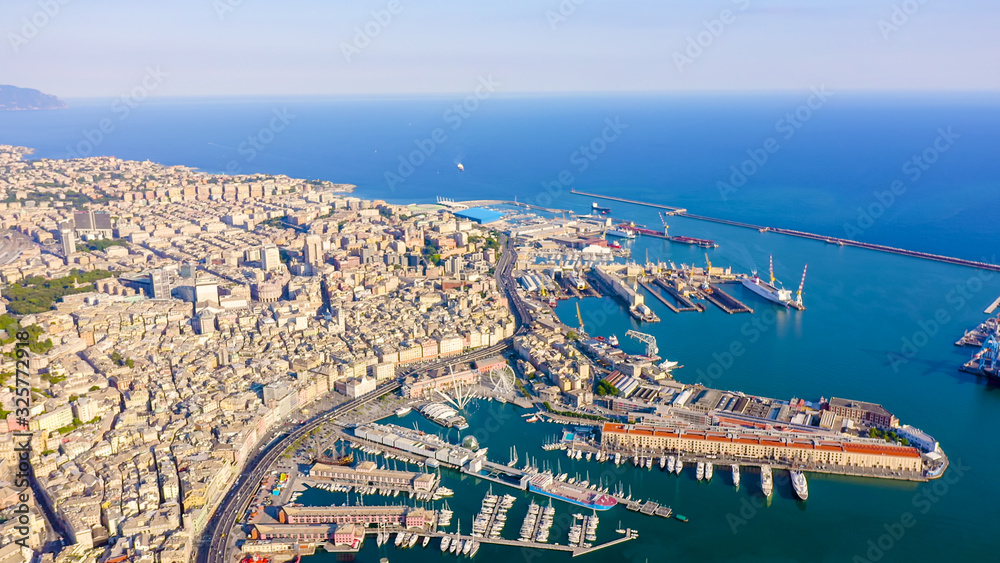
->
[[606, 228, 637, 239], [761, 465, 773, 498], [732, 464, 740, 488], [790, 470, 809, 501]]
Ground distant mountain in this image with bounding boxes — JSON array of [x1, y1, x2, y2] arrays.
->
[[0, 85, 66, 111]]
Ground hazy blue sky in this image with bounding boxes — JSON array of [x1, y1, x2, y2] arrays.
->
[[3, 0, 998, 97]]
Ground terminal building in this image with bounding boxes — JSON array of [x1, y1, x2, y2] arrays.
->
[[278, 505, 432, 529], [600, 422, 925, 473], [307, 460, 438, 492], [250, 523, 365, 548]]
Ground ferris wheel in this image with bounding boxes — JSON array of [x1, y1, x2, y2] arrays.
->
[[488, 363, 516, 395]]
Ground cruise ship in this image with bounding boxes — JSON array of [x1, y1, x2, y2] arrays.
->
[[790, 470, 808, 501]]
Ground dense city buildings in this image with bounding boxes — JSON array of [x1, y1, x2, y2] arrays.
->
[[0, 146, 513, 563]]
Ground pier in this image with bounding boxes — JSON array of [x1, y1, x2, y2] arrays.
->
[[985, 295, 1000, 314], [653, 278, 704, 312], [570, 190, 1000, 273], [638, 281, 683, 313], [570, 189, 687, 214]]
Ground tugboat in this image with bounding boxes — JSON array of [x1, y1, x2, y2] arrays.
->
[[790, 470, 809, 501]]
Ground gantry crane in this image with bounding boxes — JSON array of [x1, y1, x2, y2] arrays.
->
[[625, 330, 658, 357]]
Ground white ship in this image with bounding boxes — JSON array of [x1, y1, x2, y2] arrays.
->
[[732, 464, 740, 488], [457, 163, 465, 172], [608, 334, 619, 347], [791, 470, 809, 501], [761, 465, 773, 498], [440, 536, 450, 552], [741, 255, 807, 308], [606, 228, 637, 239], [674, 458, 683, 475], [667, 456, 675, 473], [696, 461, 705, 481], [704, 462, 714, 481]]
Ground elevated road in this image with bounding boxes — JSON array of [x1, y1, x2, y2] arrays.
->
[[199, 382, 399, 563]]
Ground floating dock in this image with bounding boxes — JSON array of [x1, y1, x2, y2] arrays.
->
[[638, 281, 683, 313], [986, 296, 1000, 314], [705, 284, 754, 314]]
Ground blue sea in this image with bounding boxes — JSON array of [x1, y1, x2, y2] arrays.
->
[[2, 93, 999, 562]]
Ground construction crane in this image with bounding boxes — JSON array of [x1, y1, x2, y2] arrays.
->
[[702, 253, 714, 292], [769, 254, 776, 286], [625, 330, 658, 357], [576, 301, 585, 334], [796, 264, 808, 307]]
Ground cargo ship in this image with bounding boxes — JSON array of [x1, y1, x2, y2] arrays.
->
[[527, 473, 617, 511], [592, 202, 611, 214], [668, 235, 718, 248], [613, 222, 717, 248]]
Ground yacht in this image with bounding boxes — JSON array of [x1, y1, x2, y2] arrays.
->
[[761, 465, 773, 498], [732, 464, 740, 488], [422, 535, 430, 548], [463, 539, 473, 555], [696, 461, 705, 481], [705, 462, 714, 481], [791, 470, 809, 500], [395, 533, 405, 547], [408, 534, 419, 548], [451, 539, 461, 554], [440, 536, 451, 552], [667, 456, 675, 473], [469, 541, 480, 557], [613, 452, 621, 465], [674, 458, 683, 475], [659, 456, 666, 470]]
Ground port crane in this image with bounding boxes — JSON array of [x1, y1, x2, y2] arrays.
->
[[625, 330, 658, 357], [658, 212, 670, 236], [576, 301, 585, 335], [796, 264, 808, 307]]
